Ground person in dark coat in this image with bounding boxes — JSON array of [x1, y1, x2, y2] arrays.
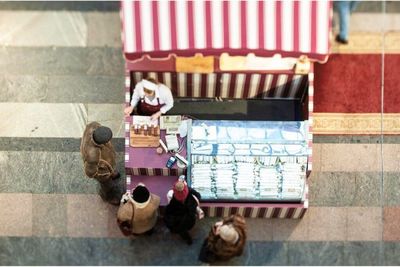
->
[[80, 122, 124, 205], [199, 214, 247, 263], [164, 177, 202, 245]]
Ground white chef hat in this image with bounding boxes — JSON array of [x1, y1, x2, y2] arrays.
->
[[142, 79, 158, 91]]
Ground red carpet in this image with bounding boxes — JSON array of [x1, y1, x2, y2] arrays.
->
[[314, 54, 400, 113]]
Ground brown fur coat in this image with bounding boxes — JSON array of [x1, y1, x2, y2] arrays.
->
[[199, 214, 247, 263]]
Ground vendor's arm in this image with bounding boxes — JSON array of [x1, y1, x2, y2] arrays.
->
[[159, 85, 174, 114], [124, 83, 142, 116]]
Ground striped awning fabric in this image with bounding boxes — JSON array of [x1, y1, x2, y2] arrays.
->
[[121, 0, 332, 62]]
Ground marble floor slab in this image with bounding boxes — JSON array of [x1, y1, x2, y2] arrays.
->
[[383, 207, 400, 241], [67, 194, 111, 238], [383, 144, 400, 172], [0, 11, 122, 48], [0, 47, 123, 76], [307, 207, 347, 241], [0, 137, 124, 152], [320, 144, 381, 172], [0, 1, 119, 11], [85, 12, 121, 47], [309, 171, 382, 207], [313, 135, 384, 144], [87, 104, 125, 138], [32, 194, 67, 237], [0, 151, 124, 194], [383, 172, 400, 206], [0, 103, 87, 138], [0, 74, 124, 103], [0, 11, 87, 47], [346, 207, 382, 241], [1, 238, 399, 266], [0, 193, 32, 237]]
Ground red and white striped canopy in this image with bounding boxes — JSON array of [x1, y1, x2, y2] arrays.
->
[[121, 0, 332, 62]]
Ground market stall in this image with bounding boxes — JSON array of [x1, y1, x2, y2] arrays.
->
[[121, 0, 332, 218]]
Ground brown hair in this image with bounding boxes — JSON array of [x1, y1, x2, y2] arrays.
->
[[206, 214, 247, 261]]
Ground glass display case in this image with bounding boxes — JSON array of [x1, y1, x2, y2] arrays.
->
[[187, 120, 309, 202]]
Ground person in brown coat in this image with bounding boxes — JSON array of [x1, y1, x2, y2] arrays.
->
[[198, 214, 247, 263], [117, 183, 160, 236], [80, 122, 124, 205]]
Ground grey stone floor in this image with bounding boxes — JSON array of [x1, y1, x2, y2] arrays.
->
[[0, 1, 400, 266]]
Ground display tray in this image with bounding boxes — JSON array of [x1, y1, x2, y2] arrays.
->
[[130, 125, 160, 147]]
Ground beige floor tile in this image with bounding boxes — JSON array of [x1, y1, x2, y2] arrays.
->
[[0, 103, 87, 138], [384, 207, 400, 241], [0, 11, 87, 47], [106, 204, 126, 238], [347, 207, 382, 241], [87, 104, 125, 138], [307, 207, 346, 241], [32, 194, 67, 237], [321, 144, 380, 172], [271, 216, 309, 241], [86, 13, 121, 47], [311, 143, 322, 172], [382, 144, 400, 172], [67, 194, 109, 238], [0, 193, 32, 236]]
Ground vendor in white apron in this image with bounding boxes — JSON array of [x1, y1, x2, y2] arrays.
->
[[124, 78, 174, 121]]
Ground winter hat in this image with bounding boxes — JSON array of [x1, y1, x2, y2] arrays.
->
[[93, 126, 113, 145], [219, 224, 239, 244], [132, 185, 150, 203], [173, 180, 189, 203], [142, 79, 158, 91]]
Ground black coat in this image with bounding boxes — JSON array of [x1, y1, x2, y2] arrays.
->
[[164, 188, 201, 233]]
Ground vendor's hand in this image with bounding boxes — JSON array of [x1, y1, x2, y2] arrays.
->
[[124, 106, 134, 117], [150, 111, 162, 121]]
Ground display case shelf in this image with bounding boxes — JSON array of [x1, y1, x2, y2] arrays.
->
[[188, 120, 309, 202]]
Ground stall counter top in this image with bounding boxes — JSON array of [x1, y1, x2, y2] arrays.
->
[[125, 123, 187, 170]]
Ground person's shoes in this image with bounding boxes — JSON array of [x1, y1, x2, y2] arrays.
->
[[335, 34, 348, 45], [179, 231, 193, 245]]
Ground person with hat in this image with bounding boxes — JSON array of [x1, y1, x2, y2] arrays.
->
[[80, 122, 124, 205], [164, 177, 203, 245], [117, 183, 160, 236], [124, 77, 174, 121], [198, 214, 247, 263]]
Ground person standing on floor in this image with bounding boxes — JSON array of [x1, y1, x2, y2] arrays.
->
[[80, 122, 124, 205], [198, 214, 247, 263], [124, 77, 174, 121], [164, 176, 204, 245], [335, 1, 360, 44], [117, 183, 160, 236]]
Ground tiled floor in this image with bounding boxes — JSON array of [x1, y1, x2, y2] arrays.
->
[[0, 1, 400, 265]]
